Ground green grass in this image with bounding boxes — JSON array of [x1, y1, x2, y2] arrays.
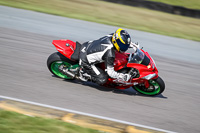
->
[[148, 0, 200, 10], [0, 110, 100, 133], [0, 0, 200, 41]]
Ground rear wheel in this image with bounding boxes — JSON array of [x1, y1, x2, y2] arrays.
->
[[132, 76, 165, 96], [47, 52, 78, 79]]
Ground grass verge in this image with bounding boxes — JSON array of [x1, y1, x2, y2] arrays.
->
[[0, 0, 199, 41], [0, 109, 100, 133]]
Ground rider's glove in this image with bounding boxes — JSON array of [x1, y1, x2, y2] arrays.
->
[[118, 73, 131, 82]]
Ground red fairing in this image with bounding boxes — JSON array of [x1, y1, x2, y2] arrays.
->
[[52, 40, 76, 60], [142, 50, 159, 73], [127, 63, 158, 78]]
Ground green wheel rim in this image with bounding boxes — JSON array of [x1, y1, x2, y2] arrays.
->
[[50, 61, 73, 79], [134, 80, 161, 95]]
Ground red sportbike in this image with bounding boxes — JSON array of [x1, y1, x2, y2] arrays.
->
[[47, 39, 165, 96]]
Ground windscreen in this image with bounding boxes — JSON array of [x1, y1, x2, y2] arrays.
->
[[128, 48, 150, 66]]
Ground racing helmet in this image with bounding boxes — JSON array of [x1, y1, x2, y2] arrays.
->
[[112, 28, 131, 52]]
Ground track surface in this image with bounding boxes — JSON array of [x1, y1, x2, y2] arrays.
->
[[0, 6, 200, 133]]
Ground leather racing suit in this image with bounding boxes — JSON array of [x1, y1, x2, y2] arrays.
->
[[79, 34, 127, 85]]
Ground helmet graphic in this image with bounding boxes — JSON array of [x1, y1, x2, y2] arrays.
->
[[112, 28, 131, 52]]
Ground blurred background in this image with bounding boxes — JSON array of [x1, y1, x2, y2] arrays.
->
[[0, 0, 200, 133], [0, 0, 199, 41]]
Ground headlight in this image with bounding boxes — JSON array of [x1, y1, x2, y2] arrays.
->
[[142, 73, 156, 80]]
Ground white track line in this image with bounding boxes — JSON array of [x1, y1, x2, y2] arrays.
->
[[0, 95, 176, 133]]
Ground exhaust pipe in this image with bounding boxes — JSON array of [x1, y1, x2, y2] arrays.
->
[[62, 69, 75, 78], [62, 69, 87, 81]]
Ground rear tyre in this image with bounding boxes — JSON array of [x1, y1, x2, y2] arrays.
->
[[132, 76, 165, 96], [47, 52, 77, 79]]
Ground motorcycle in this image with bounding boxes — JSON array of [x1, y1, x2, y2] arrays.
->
[[47, 39, 165, 96]]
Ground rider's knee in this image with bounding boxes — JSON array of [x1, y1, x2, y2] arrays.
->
[[94, 74, 108, 85]]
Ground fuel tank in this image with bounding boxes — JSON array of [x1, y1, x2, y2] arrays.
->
[[114, 51, 128, 71]]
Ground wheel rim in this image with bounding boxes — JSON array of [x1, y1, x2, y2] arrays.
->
[[134, 80, 161, 95], [50, 61, 73, 79]]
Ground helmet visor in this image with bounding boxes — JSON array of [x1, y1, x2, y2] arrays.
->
[[116, 39, 129, 52]]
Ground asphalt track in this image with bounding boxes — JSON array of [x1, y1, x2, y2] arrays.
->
[[0, 5, 200, 133]]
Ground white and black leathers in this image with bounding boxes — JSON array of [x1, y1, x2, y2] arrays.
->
[[79, 34, 123, 82]]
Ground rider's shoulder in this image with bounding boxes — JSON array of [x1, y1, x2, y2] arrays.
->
[[100, 34, 112, 44]]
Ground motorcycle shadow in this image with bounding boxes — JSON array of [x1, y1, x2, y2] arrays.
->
[[60, 77, 167, 98], [113, 88, 167, 99]]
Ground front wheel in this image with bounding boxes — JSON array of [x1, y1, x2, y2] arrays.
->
[[132, 76, 165, 96]]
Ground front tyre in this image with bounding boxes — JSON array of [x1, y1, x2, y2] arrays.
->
[[47, 52, 77, 79], [133, 76, 165, 96]]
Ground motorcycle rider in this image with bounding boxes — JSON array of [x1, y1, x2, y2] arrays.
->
[[78, 28, 137, 85]]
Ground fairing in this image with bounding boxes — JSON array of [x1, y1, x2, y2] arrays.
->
[[127, 48, 158, 79], [126, 63, 158, 78], [52, 40, 76, 60]]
